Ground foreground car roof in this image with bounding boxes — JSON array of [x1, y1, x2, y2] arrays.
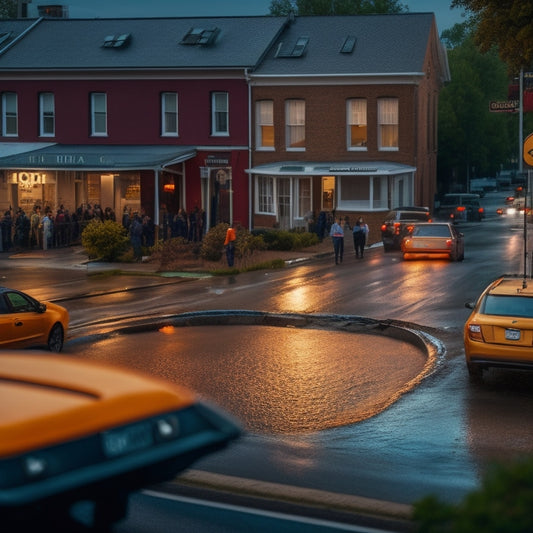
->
[[0, 353, 198, 456], [486, 277, 533, 297]]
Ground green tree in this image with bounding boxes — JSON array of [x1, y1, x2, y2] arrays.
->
[[269, 0, 407, 16], [437, 24, 517, 192], [451, 0, 533, 75], [0, 0, 17, 18]]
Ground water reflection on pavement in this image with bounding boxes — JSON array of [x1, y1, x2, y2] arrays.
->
[[76, 325, 427, 433]]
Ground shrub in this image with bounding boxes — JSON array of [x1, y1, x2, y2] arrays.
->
[[81, 219, 129, 261], [413, 458, 533, 532], [251, 229, 318, 251], [201, 223, 228, 262]]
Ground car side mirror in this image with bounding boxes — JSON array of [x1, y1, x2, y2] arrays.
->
[[38, 303, 47, 313], [465, 302, 475, 309]]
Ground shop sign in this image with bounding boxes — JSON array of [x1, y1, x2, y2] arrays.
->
[[489, 100, 519, 112]]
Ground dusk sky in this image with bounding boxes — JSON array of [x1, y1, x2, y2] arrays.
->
[[27, 1, 466, 33]]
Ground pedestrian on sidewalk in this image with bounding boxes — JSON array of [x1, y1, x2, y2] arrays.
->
[[329, 216, 344, 265], [224, 223, 237, 267], [353, 216, 369, 258]]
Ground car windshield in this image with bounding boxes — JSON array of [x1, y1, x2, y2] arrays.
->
[[412, 225, 450, 237], [481, 294, 533, 318]]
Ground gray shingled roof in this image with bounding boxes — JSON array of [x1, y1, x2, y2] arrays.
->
[[253, 13, 437, 76], [0, 16, 288, 70]]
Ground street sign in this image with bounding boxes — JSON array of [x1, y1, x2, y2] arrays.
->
[[489, 100, 519, 112], [524, 133, 533, 166]]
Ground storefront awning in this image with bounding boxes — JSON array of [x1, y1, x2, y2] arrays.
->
[[0, 144, 196, 171], [246, 161, 416, 176]]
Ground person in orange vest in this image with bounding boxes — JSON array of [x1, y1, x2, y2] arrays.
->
[[224, 223, 237, 267]]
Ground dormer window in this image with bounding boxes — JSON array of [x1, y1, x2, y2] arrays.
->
[[276, 36, 309, 58], [180, 27, 220, 46], [340, 35, 356, 54], [102, 33, 131, 48]]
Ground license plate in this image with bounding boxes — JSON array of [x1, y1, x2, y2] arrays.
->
[[102, 421, 153, 458], [505, 329, 521, 341]]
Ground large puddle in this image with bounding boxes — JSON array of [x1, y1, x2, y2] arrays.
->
[[79, 324, 429, 433]]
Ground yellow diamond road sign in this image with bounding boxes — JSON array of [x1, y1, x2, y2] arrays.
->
[[524, 133, 533, 167]]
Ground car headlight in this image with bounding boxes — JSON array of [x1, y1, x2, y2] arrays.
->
[[467, 324, 484, 341]]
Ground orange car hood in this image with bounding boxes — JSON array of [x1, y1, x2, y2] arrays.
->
[[0, 353, 196, 457]]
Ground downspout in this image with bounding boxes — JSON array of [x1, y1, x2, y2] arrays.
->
[[246, 67, 252, 230], [154, 169, 160, 240]]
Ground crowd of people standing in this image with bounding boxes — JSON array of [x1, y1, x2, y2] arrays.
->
[[0, 203, 117, 252]]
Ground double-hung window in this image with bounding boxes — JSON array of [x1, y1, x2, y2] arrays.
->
[[257, 176, 274, 214], [212, 92, 229, 136], [39, 92, 55, 137], [285, 99, 305, 150], [378, 97, 399, 150], [90, 92, 107, 136], [161, 92, 178, 136], [2, 92, 18, 136], [255, 100, 274, 149], [347, 98, 367, 149]]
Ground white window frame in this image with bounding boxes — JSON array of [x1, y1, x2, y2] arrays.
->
[[347, 98, 367, 150], [2, 92, 18, 137], [378, 97, 399, 151], [255, 100, 274, 150], [39, 92, 55, 137], [285, 99, 305, 151], [91, 92, 107, 136], [295, 177, 311, 219], [161, 92, 179, 136], [212, 92, 229, 136], [256, 175, 275, 215]]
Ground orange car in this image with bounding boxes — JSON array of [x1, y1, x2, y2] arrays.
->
[[0, 287, 69, 352], [401, 222, 464, 261], [464, 276, 533, 380], [0, 353, 240, 530]]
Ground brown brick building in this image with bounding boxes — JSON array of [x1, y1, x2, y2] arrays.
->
[[248, 14, 450, 243]]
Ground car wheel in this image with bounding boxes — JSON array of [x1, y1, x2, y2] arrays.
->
[[48, 323, 64, 352], [450, 249, 458, 261]]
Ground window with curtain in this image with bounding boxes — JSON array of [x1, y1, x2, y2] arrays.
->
[[347, 98, 367, 149], [212, 92, 229, 135], [256, 100, 274, 149], [285, 99, 305, 150], [378, 97, 398, 149], [161, 92, 178, 136], [257, 176, 274, 214], [90, 92, 107, 136], [2, 92, 18, 136], [39, 92, 55, 137]]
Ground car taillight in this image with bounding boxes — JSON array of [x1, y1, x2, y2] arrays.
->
[[446, 239, 452, 248], [467, 324, 484, 342], [380, 224, 387, 231], [393, 222, 401, 234], [478, 207, 484, 214], [456, 206, 466, 212]]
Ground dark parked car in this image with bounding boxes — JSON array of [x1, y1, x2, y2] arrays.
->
[[438, 193, 485, 222], [380, 207, 431, 251]]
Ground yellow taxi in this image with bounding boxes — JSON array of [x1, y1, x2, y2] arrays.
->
[[464, 276, 533, 380], [0, 352, 240, 530], [0, 287, 69, 352]]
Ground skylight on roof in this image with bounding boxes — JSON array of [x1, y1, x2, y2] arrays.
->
[[102, 33, 131, 48], [180, 27, 220, 46], [276, 36, 309, 58], [340, 35, 356, 54]]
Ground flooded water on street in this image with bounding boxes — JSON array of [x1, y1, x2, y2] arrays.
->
[[81, 325, 428, 433]]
